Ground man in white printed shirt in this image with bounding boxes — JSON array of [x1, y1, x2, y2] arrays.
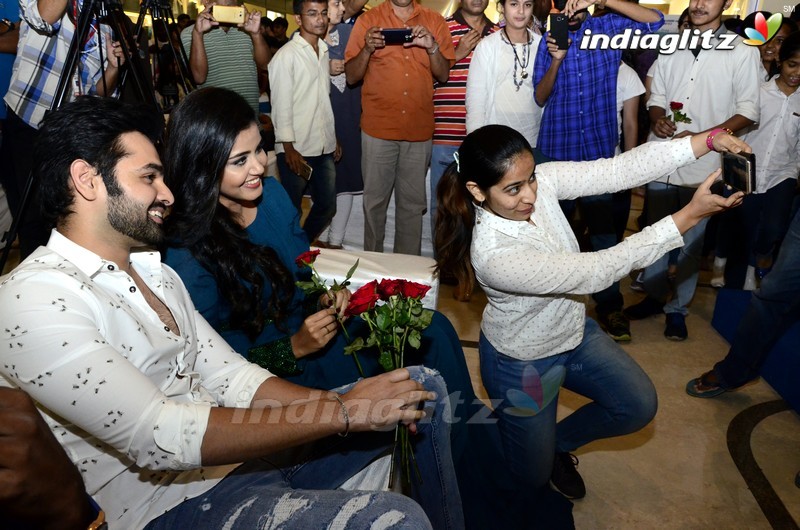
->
[[269, 0, 339, 243], [623, 0, 760, 341], [0, 96, 461, 529]]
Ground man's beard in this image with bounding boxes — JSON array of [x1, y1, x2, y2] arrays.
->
[[107, 192, 165, 247]]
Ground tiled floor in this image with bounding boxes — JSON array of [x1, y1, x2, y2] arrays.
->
[[437, 275, 800, 529]]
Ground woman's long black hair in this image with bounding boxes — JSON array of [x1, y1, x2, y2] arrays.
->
[[163, 87, 294, 339], [434, 125, 533, 293]]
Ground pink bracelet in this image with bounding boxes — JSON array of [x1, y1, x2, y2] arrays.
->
[[706, 128, 733, 151]]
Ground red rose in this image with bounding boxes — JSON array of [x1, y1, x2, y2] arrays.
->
[[377, 278, 404, 300], [345, 280, 380, 316], [295, 249, 321, 268], [669, 101, 683, 111], [400, 281, 430, 299]]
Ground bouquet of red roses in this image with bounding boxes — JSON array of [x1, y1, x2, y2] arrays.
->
[[669, 101, 692, 124], [344, 278, 434, 487]]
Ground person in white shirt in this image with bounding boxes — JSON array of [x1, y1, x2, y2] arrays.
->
[[0, 96, 463, 530], [465, 0, 541, 153], [269, 0, 340, 243], [623, 0, 761, 341], [711, 31, 800, 289], [433, 124, 747, 500]]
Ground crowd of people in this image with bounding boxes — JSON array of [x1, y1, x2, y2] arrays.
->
[[1, 0, 799, 527]]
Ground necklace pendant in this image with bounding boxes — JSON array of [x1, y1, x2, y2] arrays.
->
[[521, 71, 528, 79]]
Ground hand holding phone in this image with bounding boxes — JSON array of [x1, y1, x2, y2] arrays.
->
[[213, 5, 245, 25], [721, 151, 756, 194], [381, 28, 414, 45]]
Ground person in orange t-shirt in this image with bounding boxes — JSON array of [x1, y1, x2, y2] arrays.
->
[[344, 0, 455, 255]]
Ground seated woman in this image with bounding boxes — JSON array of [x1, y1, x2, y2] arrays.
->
[[162, 87, 514, 528], [434, 124, 747, 501]]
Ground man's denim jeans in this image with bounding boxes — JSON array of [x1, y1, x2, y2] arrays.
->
[[479, 319, 657, 489], [144, 366, 463, 530], [278, 153, 337, 242]]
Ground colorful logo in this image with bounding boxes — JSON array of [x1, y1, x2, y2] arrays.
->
[[505, 365, 566, 417], [742, 12, 784, 46]]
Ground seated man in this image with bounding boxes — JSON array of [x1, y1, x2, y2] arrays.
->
[[0, 96, 462, 530]]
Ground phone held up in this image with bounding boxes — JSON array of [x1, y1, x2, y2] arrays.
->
[[721, 151, 756, 194], [381, 28, 414, 45], [549, 14, 569, 50], [213, 5, 245, 24]]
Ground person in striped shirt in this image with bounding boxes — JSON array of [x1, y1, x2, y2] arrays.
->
[[430, 0, 496, 299]]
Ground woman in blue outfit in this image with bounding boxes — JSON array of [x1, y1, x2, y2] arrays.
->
[[162, 87, 520, 529]]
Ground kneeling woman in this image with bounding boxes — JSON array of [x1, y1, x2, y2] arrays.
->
[[435, 124, 746, 499], [162, 87, 509, 528]]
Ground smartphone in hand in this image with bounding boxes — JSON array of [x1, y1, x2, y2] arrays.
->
[[213, 5, 245, 24], [381, 28, 414, 45], [721, 152, 756, 194], [549, 14, 569, 50], [298, 161, 313, 181]]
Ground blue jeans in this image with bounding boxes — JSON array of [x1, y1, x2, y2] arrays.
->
[[714, 209, 800, 388], [429, 144, 458, 242], [479, 319, 657, 489], [640, 182, 708, 316], [145, 366, 463, 530], [278, 153, 337, 242]]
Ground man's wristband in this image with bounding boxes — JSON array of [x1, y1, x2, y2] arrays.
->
[[706, 127, 733, 151], [427, 42, 440, 55]]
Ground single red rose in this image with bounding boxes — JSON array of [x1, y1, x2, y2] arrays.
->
[[345, 280, 380, 316], [400, 281, 430, 299], [377, 278, 404, 300], [669, 101, 683, 111], [295, 249, 321, 268]]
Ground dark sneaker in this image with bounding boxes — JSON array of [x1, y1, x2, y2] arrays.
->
[[598, 311, 631, 342], [550, 452, 586, 499], [664, 312, 687, 341], [623, 296, 664, 320]]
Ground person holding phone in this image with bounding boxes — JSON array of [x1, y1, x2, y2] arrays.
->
[[344, 0, 455, 255], [466, 0, 541, 154], [269, 0, 340, 243], [533, 0, 664, 344], [181, 0, 270, 116], [434, 124, 747, 501]]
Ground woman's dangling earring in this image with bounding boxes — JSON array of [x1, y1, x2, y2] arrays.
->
[[476, 200, 484, 224]]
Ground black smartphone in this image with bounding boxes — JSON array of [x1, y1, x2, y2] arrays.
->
[[721, 151, 756, 194], [381, 28, 414, 45], [549, 14, 569, 50]]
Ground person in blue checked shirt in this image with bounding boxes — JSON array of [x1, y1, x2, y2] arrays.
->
[[533, 0, 663, 343]]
